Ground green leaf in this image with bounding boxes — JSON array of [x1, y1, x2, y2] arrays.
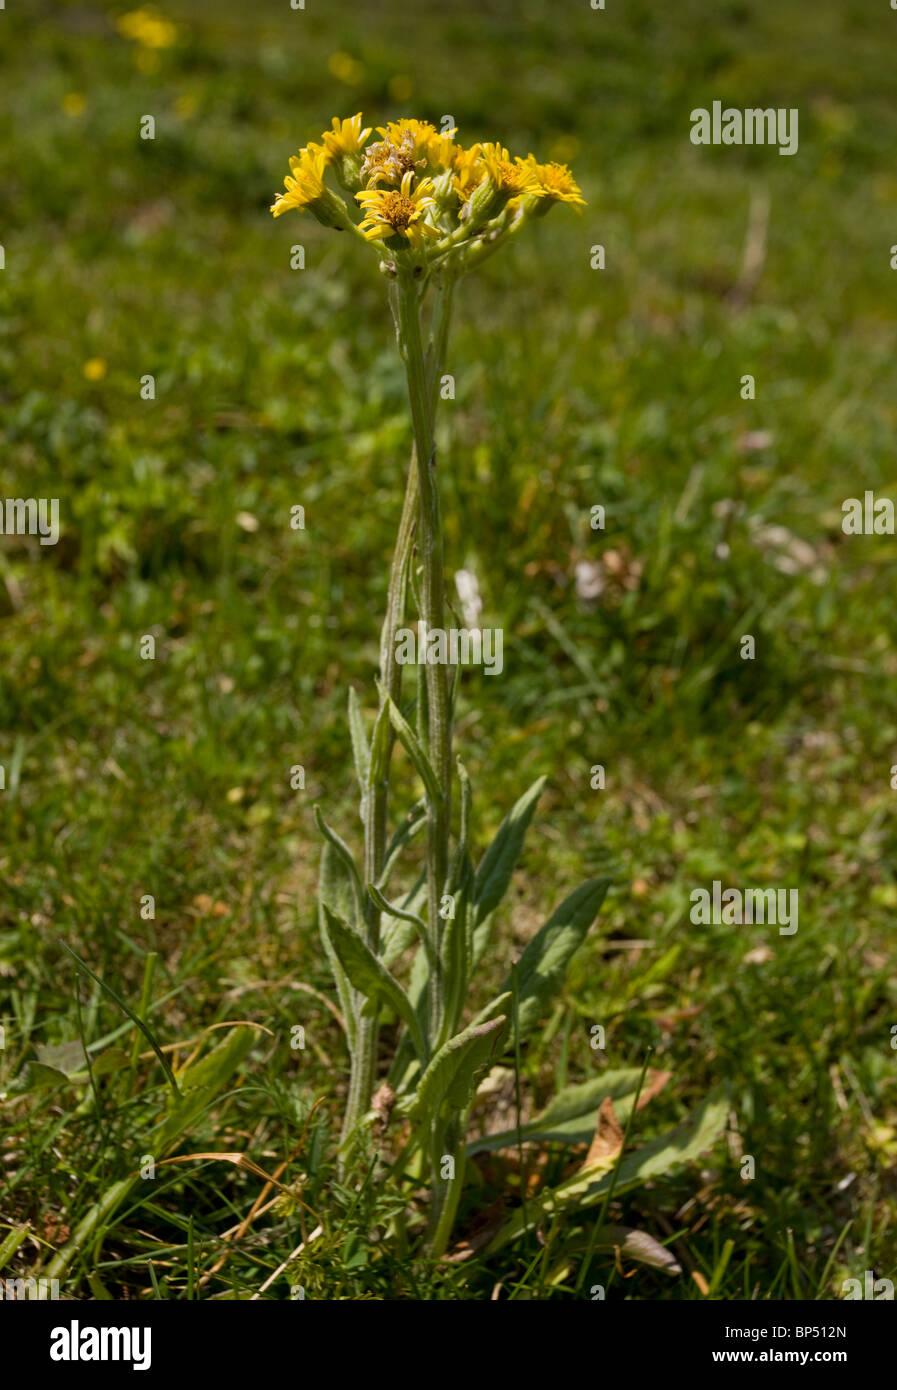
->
[[324, 906, 426, 1062], [313, 807, 363, 922], [367, 700, 391, 791], [317, 841, 357, 1052], [472, 776, 545, 964], [411, 1013, 507, 1127], [466, 1068, 650, 1155], [486, 1089, 729, 1251], [380, 871, 427, 971], [347, 687, 370, 801], [378, 799, 426, 891], [385, 695, 443, 808], [439, 859, 472, 1043], [368, 882, 434, 970], [502, 878, 610, 1039]]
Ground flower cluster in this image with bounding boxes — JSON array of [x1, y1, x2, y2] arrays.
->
[[271, 115, 585, 271]]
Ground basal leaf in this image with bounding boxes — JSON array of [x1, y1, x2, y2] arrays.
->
[[486, 1089, 729, 1251]]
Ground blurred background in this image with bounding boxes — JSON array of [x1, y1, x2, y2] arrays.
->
[[2, 0, 896, 1296]]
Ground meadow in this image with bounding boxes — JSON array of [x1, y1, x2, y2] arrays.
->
[[1, 0, 896, 1300]]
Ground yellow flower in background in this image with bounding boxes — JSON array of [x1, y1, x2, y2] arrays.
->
[[521, 156, 586, 206], [388, 75, 414, 103], [321, 113, 372, 162], [83, 358, 107, 382], [116, 7, 178, 50], [271, 146, 328, 217], [328, 51, 364, 85], [479, 143, 540, 197], [356, 171, 439, 248], [62, 92, 86, 118]]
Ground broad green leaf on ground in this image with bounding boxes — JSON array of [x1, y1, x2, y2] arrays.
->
[[485, 1089, 729, 1251], [467, 1067, 670, 1155]]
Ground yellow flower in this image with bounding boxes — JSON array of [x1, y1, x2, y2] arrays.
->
[[361, 136, 422, 187], [83, 358, 107, 382], [376, 119, 440, 163], [452, 143, 486, 201], [355, 171, 439, 248], [270, 146, 328, 218], [427, 129, 459, 172], [479, 144, 540, 198], [321, 113, 372, 162], [116, 7, 178, 50], [520, 157, 586, 207]]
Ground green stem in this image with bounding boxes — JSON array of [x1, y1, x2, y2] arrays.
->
[[340, 274, 454, 1154], [396, 267, 453, 1047]]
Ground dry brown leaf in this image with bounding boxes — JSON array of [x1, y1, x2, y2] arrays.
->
[[581, 1096, 624, 1172], [636, 1068, 673, 1110]]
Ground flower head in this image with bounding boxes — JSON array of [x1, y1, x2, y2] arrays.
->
[[376, 119, 440, 162], [271, 146, 328, 217], [451, 144, 486, 201], [355, 170, 439, 248], [520, 157, 586, 208], [361, 132, 425, 187], [479, 144, 540, 199], [321, 112, 372, 161], [270, 145, 351, 228]]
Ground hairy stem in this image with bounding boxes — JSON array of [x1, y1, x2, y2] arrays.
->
[[340, 273, 454, 1154], [396, 267, 453, 1047]]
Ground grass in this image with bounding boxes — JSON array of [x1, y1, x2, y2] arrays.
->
[[1, 0, 896, 1299]]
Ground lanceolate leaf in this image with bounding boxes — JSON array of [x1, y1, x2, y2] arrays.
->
[[368, 883, 434, 969], [313, 807, 363, 924], [485, 1089, 729, 1251], [473, 776, 545, 936], [411, 1014, 507, 1127], [502, 878, 610, 1040], [324, 906, 427, 1062], [385, 695, 443, 808], [347, 687, 371, 795], [467, 1068, 671, 1154], [317, 842, 357, 1053]]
